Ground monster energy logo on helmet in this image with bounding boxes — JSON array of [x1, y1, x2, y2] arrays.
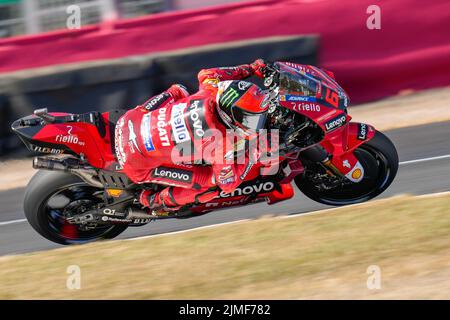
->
[[220, 88, 240, 108]]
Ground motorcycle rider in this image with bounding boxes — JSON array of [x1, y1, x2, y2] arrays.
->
[[115, 59, 272, 215]]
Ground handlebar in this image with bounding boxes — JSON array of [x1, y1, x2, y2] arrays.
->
[[261, 62, 279, 88]]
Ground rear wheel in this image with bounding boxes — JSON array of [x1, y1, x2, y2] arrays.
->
[[295, 131, 398, 206], [24, 170, 128, 245]]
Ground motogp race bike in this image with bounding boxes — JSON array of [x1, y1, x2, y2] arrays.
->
[[12, 61, 398, 245]]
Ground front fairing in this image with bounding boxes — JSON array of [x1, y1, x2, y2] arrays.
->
[[277, 62, 349, 110], [275, 62, 350, 135]]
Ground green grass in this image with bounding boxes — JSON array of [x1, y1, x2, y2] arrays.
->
[[0, 193, 449, 299]]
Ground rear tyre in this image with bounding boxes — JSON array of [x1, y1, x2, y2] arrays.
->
[[296, 131, 399, 206], [24, 170, 128, 245]]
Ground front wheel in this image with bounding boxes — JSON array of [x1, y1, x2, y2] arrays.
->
[[24, 170, 128, 245], [295, 131, 399, 206]]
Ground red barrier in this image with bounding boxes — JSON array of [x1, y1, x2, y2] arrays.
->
[[1, 0, 449, 103]]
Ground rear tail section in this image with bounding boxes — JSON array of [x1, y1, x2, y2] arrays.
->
[[11, 108, 118, 169]]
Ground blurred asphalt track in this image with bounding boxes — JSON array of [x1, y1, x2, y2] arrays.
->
[[0, 121, 449, 256]]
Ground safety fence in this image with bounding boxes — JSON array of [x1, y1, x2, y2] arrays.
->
[[0, 0, 169, 38]]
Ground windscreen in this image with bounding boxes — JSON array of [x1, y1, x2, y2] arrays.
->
[[275, 62, 349, 110], [278, 64, 320, 98]]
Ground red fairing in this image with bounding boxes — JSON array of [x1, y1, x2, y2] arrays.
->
[[345, 122, 376, 151], [318, 122, 376, 177], [320, 122, 375, 156], [32, 113, 115, 169]]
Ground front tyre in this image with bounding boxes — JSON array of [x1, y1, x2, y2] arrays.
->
[[24, 170, 128, 245], [296, 131, 399, 206]]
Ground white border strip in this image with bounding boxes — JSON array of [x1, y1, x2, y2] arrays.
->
[[0, 219, 27, 226], [416, 191, 450, 198], [125, 219, 250, 241], [399, 154, 450, 165]]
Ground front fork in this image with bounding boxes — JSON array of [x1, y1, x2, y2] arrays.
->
[[302, 122, 376, 182]]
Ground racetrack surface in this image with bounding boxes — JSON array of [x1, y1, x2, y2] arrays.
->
[[0, 121, 449, 256]]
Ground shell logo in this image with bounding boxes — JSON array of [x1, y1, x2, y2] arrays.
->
[[352, 168, 363, 180]]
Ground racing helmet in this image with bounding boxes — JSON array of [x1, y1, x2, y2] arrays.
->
[[216, 80, 269, 135]]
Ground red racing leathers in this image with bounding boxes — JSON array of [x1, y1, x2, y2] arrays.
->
[[115, 62, 266, 211]]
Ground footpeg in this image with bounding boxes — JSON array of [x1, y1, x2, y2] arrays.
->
[[151, 209, 172, 218]]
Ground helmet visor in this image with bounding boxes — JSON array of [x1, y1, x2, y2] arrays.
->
[[232, 108, 267, 132]]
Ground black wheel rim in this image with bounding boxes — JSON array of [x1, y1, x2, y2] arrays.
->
[[40, 183, 116, 244]]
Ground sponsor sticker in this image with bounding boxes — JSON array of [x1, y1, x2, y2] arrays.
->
[[55, 126, 85, 146], [156, 107, 171, 147], [220, 88, 240, 108], [324, 114, 347, 132], [152, 166, 193, 184], [352, 168, 363, 180], [218, 166, 234, 185], [293, 103, 321, 112], [205, 198, 247, 208], [357, 123, 368, 140], [219, 177, 235, 185], [128, 120, 142, 154], [238, 81, 252, 91], [55, 134, 81, 145], [144, 92, 170, 111], [345, 161, 365, 183], [203, 78, 219, 86], [240, 162, 254, 180], [30, 144, 65, 154], [216, 181, 275, 198], [285, 95, 316, 102], [171, 103, 190, 144], [187, 100, 208, 140], [141, 114, 155, 152], [115, 118, 126, 166]]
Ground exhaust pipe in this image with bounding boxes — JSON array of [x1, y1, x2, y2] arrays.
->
[[33, 156, 69, 171], [33, 156, 104, 188], [126, 208, 157, 220]]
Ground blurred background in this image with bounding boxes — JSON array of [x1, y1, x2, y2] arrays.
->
[[0, 0, 247, 37], [0, 0, 449, 156]]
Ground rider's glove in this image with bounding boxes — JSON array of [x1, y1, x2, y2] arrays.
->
[[250, 59, 267, 78]]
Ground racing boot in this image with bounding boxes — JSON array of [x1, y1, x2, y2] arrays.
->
[[265, 183, 294, 205], [139, 187, 182, 217], [140, 186, 219, 216]]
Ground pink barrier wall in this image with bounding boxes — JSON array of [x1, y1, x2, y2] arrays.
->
[[172, 0, 248, 10], [0, 0, 449, 103]]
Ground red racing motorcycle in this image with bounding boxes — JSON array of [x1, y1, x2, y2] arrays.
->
[[12, 61, 398, 245]]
